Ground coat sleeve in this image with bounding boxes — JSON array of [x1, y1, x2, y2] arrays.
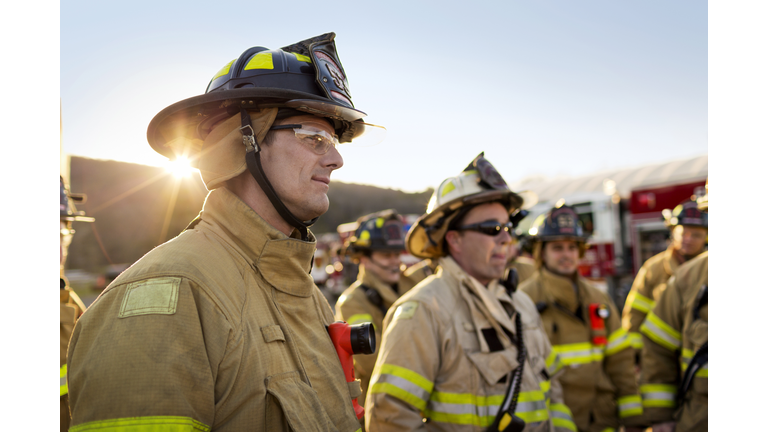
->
[[639, 275, 684, 425], [622, 264, 655, 355], [365, 300, 441, 432], [602, 296, 644, 427], [67, 277, 232, 432]]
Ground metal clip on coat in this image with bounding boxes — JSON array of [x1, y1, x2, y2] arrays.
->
[[589, 303, 610, 346], [327, 321, 376, 419]]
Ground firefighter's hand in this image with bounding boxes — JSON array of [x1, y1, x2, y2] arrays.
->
[[651, 422, 676, 432]]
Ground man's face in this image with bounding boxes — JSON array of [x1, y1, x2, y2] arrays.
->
[[259, 115, 343, 221], [542, 240, 580, 277], [360, 250, 402, 285], [671, 225, 707, 257], [446, 202, 511, 286]]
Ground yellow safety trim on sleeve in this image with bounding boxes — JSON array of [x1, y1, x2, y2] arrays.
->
[[545, 350, 564, 376], [640, 384, 677, 408], [628, 332, 643, 350], [69, 416, 211, 432], [640, 311, 681, 351], [347, 314, 374, 325], [210, 59, 234, 81], [379, 364, 434, 391], [244, 52, 274, 70], [371, 382, 428, 411], [630, 292, 655, 313], [291, 52, 311, 63], [552, 342, 604, 365], [550, 403, 577, 432], [60, 363, 68, 397], [681, 348, 708, 377], [370, 363, 434, 410], [617, 394, 643, 417], [605, 328, 631, 356]]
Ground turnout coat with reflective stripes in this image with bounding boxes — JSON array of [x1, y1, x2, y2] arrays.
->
[[621, 244, 684, 353], [335, 266, 404, 408], [61, 282, 85, 432], [366, 257, 575, 432], [640, 252, 707, 432], [519, 268, 643, 432], [67, 188, 362, 432]]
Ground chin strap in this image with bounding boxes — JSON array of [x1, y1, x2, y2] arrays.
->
[[240, 108, 318, 241]]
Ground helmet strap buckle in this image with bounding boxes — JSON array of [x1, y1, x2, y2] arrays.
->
[[239, 124, 258, 153]]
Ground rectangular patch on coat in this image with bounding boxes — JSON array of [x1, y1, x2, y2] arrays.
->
[[118, 277, 180, 318], [393, 301, 418, 321], [261, 325, 285, 343]]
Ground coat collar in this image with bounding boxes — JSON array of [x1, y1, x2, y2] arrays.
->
[[200, 188, 317, 297], [358, 266, 400, 309], [662, 243, 682, 276], [539, 267, 582, 312]]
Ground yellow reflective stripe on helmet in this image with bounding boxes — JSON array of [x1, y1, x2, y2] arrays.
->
[[68, 416, 211, 432], [628, 332, 643, 350], [370, 364, 433, 410], [60, 364, 68, 397], [605, 328, 631, 356], [630, 292, 655, 313], [244, 52, 274, 70], [441, 181, 456, 197], [640, 312, 681, 351], [550, 403, 576, 432], [347, 313, 374, 325], [211, 59, 235, 81], [552, 342, 604, 365], [640, 384, 677, 408], [291, 52, 311, 63], [617, 394, 643, 417], [545, 350, 564, 376]]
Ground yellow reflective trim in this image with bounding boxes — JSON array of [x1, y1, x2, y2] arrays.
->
[[211, 60, 234, 81], [516, 407, 550, 424], [629, 332, 643, 350], [375, 217, 385, 228], [553, 418, 578, 431], [60, 364, 68, 396], [640, 312, 681, 351], [379, 364, 433, 392], [640, 383, 677, 393], [630, 292, 655, 313], [430, 391, 504, 406], [347, 313, 374, 325], [292, 52, 311, 63], [371, 382, 428, 410], [441, 181, 456, 197], [244, 52, 274, 70], [539, 379, 551, 394], [605, 328, 631, 356], [422, 410, 493, 427], [69, 416, 211, 432]]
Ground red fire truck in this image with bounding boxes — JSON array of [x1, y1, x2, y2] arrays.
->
[[510, 154, 707, 307]]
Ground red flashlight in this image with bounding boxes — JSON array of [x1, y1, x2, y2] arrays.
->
[[327, 321, 376, 419]]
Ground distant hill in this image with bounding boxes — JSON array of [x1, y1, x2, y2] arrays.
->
[[67, 156, 432, 273]]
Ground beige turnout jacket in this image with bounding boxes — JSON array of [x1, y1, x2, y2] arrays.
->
[[366, 257, 575, 432], [67, 188, 362, 432]]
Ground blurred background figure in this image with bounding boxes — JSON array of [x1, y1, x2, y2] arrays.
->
[[60, 175, 93, 432]]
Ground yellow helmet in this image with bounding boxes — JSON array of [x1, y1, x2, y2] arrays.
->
[[405, 153, 533, 259]]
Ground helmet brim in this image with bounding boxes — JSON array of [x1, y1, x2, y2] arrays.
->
[[147, 87, 370, 159]]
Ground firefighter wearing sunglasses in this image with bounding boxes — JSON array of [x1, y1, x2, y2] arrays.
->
[[66, 33, 381, 432], [365, 153, 576, 432], [639, 182, 708, 432], [518, 203, 645, 432]]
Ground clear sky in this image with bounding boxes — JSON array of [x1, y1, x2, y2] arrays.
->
[[61, 0, 707, 192]]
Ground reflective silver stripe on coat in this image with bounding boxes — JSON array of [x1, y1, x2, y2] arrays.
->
[[427, 400, 500, 418], [641, 317, 681, 349], [375, 373, 432, 403]]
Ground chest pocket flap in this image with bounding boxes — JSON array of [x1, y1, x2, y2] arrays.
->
[[467, 349, 520, 386]]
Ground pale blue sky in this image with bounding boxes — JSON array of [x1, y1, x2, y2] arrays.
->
[[61, 0, 707, 192]]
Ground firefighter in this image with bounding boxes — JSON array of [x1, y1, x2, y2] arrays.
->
[[518, 202, 644, 432], [60, 176, 92, 432], [507, 211, 536, 285], [67, 33, 378, 431], [639, 186, 708, 432], [622, 197, 707, 357], [399, 257, 438, 293], [366, 153, 576, 432], [334, 209, 408, 426]]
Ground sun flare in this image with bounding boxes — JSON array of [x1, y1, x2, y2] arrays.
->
[[166, 158, 196, 178]]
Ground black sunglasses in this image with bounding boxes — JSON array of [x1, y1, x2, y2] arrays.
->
[[455, 221, 514, 237]]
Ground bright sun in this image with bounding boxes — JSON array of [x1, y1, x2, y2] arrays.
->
[[166, 158, 196, 178]]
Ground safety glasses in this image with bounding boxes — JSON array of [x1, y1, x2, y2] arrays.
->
[[270, 124, 340, 155], [456, 221, 514, 237]]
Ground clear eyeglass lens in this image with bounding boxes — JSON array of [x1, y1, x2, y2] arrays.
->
[[294, 128, 339, 154]]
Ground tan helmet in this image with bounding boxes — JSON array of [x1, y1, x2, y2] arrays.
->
[[697, 179, 708, 211], [405, 153, 532, 259]]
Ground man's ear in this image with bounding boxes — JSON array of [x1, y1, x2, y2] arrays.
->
[[444, 230, 461, 254]]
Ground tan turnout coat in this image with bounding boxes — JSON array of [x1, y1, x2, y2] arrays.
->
[[519, 268, 643, 432], [365, 257, 576, 432], [61, 281, 85, 432], [67, 188, 362, 432]]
